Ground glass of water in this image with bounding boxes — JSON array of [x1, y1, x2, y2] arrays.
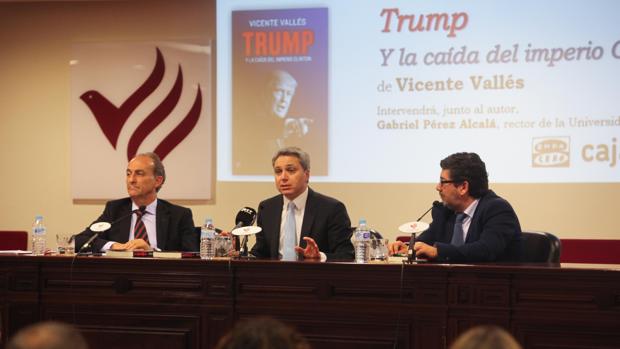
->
[[56, 234, 75, 255], [215, 235, 234, 257], [370, 238, 389, 261]]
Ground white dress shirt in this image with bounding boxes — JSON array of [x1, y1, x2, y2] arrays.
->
[[461, 199, 480, 241]]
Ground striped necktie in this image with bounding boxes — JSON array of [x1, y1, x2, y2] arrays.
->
[[133, 210, 149, 244]]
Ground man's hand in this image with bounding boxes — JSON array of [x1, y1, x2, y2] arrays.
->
[[413, 241, 438, 259], [294, 237, 320, 259], [111, 239, 151, 251], [388, 241, 408, 255]]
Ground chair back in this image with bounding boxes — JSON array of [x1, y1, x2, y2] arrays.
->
[[0, 230, 28, 250], [520, 231, 561, 263]]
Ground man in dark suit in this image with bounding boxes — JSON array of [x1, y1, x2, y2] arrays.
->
[[390, 152, 521, 262], [75, 152, 197, 252], [250, 147, 354, 261]]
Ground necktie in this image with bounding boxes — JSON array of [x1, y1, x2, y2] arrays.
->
[[451, 213, 467, 246], [282, 202, 297, 261], [133, 210, 149, 244]]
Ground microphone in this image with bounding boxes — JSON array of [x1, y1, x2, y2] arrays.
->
[[416, 201, 441, 222], [408, 201, 441, 263], [231, 207, 257, 255], [233, 207, 257, 229], [78, 206, 145, 253]]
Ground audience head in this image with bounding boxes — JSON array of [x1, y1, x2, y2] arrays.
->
[[450, 325, 522, 349], [215, 316, 310, 349], [7, 321, 88, 349]]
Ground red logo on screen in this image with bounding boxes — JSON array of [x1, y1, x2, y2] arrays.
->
[[80, 47, 201, 161]]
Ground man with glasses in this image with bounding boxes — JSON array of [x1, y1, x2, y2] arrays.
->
[[389, 152, 521, 262]]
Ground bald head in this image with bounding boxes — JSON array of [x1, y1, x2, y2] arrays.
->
[[7, 321, 88, 349]]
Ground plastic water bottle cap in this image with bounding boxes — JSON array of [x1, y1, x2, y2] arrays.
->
[[358, 218, 366, 225]]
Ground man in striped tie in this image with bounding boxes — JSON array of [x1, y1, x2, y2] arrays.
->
[[75, 152, 197, 252]]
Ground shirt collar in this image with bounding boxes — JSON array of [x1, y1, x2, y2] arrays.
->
[[283, 187, 309, 211], [462, 198, 479, 219], [132, 198, 158, 215]]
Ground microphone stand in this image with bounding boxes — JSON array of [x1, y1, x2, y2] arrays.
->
[[77, 232, 100, 255], [404, 202, 438, 264], [406, 232, 417, 264], [236, 235, 256, 259], [77, 207, 143, 255]]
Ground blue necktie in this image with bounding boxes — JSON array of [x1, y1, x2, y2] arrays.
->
[[451, 213, 467, 246], [282, 202, 297, 261]]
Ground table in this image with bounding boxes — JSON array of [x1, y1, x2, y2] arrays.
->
[[1, 256, 619, 349]]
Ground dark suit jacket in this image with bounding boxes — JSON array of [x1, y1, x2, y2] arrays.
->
[[250, 188, 354, 260], [418, 190, 521, 263], [75, 198, 197, 252]]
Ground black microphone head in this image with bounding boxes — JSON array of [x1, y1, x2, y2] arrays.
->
[[432, 200, 442, 208], [235, 207, 257, 226]]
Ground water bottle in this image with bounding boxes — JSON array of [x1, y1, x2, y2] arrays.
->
[[32, 215, 47, 256], [200, 218, 216, 260], [354, 218, 371, 263]]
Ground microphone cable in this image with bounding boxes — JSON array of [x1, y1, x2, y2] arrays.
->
[[392, 259, 408, 349]]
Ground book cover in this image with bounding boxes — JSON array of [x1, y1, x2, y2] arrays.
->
[[105, 249, 153, 258], [105, 249, 135, 258], [231, 8, 329, 175], [153, 251, 200, 259]]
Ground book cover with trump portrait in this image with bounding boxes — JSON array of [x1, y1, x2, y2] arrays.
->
[[232, 8, 328, 175]]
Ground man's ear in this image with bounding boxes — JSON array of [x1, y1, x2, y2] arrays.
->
[[155, 175, 164, 189], [458, 181, 470, 196]]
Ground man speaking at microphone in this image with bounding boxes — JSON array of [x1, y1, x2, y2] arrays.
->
[[390, 152, 521, 262], [75, 152, 197, 252], [250, 147, 354, 261]]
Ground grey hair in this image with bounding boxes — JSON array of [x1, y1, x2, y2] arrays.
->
[[267, 69, 297, 89], [272, 147, 310, 171], [136, 152, 166, 191]]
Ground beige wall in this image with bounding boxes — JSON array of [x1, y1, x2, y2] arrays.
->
[[1, 1, 618, 251]]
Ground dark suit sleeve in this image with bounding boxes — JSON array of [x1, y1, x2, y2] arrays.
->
[[323, 201, 354, 261], [179, 207, 198, 252], [74, 201, 116, 252], [250, 201, 270, 258], [435, 198, 520, 263]]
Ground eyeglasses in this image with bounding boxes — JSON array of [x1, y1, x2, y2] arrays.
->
[[439, 179, 456, 185]]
